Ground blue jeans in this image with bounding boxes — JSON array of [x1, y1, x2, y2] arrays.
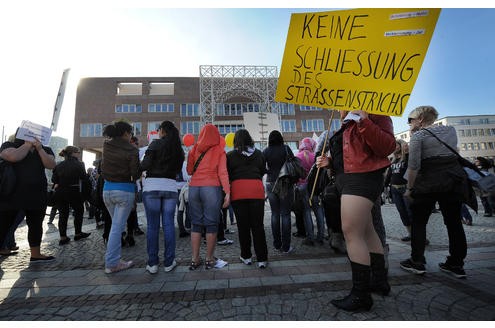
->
[[266, 181, 293, 252], [103, 190, 135, 267], [188, 186, 222, 233], [390, 185, 413, 227], [143, 190, 178, 267], [297, 183, 325, 242]]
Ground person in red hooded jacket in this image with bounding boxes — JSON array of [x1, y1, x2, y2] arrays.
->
[[316, 110, 395, 312], [186, 124, 230, 270]]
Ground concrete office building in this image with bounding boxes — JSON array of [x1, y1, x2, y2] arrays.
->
[[395, 114, 495, 162], [73, 66, 340, 158]]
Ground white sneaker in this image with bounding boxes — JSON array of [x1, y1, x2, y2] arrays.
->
[[257, 261, 267, 269], [217, 239, 233, 245], [105, 260, 134, 274], [145, 264, 158, 274], [239, 256, 252, 265], [164, 260, 177, 272], [283, 246, 295, 254]]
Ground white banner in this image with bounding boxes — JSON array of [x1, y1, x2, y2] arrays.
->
[[16, 120, 52, 145]]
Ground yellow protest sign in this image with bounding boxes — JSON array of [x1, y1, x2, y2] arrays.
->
[[276, 8, 441, 116]]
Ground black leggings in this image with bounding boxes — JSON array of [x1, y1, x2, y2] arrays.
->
[[232, 199, 268, 262], [0, 209, 45, 247]]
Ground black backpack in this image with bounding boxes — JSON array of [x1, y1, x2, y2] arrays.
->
[[0, 158, 16, 197]]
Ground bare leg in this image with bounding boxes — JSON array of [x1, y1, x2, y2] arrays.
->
[[341, 195, 382, 265], [30, 246, 51, 259], [205, 232, 217, 261], [190, 232, 201, 263]]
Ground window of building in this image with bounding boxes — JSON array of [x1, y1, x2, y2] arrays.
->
[[116, 104, 142, 113], [301, 119, 324, 132], [480, 118, 489, 124], [466, 143, 473, 150], [486, 129, 493, 136], [181, 121, 200, 134], [117, 82, 142, 96], [489, 142, 495, 150], [461, 119, 471, 125], [287, 142, 298, 151], [473, 143, 480, 150], [149, 82, 174, 96], [330, 119, 342, 133], [472, 129, 477, 136], [148, 121, 161, 132], [492, 128, 495, 135], [481, 142, 487, 150], [278, 103, 295, 115], [80, 123, 102, 137], [246, 103, 260, 112], [216, 103, 262, 116], [216, 124, 244, 135], [281, 120, 296, 133], [459, 129, 465, 137], [148, 103, 174, 113], [132, 122, 142, 136], [460, 143, 467, 151], [180, 103, 200, 117], [478, 129, 484, 136], [300, 105, 323, 111], [465, 129, 472, 137]]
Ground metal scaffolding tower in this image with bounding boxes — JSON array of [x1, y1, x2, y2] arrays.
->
[[199, 65, 279, 126]]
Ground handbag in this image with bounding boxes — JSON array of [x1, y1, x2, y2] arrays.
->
[[272, 145, 304, 197], [423, 128, 495, 193], [278, 145, 305, 183], [422, 128, 479, 211]]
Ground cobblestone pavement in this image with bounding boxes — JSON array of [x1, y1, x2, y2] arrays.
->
[[1, 202, 494, 320]]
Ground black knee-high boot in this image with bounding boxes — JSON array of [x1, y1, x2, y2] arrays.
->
[[331, 261, 373, 312], [370, 252, 391, 296]]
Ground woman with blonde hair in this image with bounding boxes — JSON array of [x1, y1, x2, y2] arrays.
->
[[401, 105, 469, 279]]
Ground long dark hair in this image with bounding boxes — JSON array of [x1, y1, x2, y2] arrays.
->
[[103, 121, 132, 138], [159, 121, 185, 170], [233, 129, 254, 153], [268, 130, 284, 147]]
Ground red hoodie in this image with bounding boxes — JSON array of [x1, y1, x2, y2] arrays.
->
[[186, 124, 230, 194]]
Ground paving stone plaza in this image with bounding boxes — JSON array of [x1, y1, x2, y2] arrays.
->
[[0, 202, 494, 321]]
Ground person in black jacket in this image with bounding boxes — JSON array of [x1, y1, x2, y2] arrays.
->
[[227, 129, 268, 268], [52, 146, 91, 245], [141, 121, 184, 274], [0, 133, 56, 262], [263, 130, 295, 254]]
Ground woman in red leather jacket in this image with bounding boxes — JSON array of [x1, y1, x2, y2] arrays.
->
[[316, 110, 395, 312]]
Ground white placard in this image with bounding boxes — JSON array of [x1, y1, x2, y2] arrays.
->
[[16, 120, 52, 145]]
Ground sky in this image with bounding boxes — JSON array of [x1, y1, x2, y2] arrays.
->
[[1, 1, 494, 146]]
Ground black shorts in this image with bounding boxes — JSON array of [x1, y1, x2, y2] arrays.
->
[[335, 169, 385, 203]]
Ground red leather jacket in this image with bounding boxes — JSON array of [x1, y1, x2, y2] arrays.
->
[[342, 114, 396, 173]]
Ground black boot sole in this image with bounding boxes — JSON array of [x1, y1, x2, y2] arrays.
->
[[331, 297, 373, 312]]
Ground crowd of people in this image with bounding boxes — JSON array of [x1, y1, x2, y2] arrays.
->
[[1, 107, 494, 313]]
